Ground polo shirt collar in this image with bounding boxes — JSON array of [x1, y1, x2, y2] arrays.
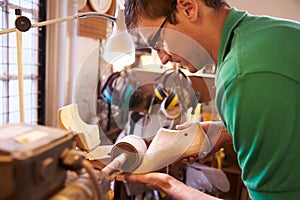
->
[[217, 8, 247, 66]]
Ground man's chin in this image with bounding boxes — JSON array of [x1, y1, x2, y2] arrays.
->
[[181, 65, 197, 73], [189, 67, 198, 73]]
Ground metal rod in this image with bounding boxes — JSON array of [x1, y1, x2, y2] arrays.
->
[[0, 12, 116, 35], [31, 12, 116, 28]]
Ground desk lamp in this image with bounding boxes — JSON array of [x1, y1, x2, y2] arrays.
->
[[0, 3, 135, 122]]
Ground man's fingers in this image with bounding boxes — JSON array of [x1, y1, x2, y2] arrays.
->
[[175, 122, 193, 130], [116, 173, 138, 182]]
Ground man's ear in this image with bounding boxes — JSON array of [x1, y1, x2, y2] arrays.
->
[[177, 0, 198, 22]]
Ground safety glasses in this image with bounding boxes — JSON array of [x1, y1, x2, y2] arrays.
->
[[148, 4, 177, 51]]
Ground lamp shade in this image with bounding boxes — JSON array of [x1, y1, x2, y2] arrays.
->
[[103, 9, 135, 67]]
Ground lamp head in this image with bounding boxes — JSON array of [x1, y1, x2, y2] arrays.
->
[[103, 8, 135, 68]]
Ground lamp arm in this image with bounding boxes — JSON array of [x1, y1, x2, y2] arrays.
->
[[0, 12, 117, 35], [77, 12, 116, 21], [31, 12, 116, 28]]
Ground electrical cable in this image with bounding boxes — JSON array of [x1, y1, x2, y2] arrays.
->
[[82, 159, 102, 200], [61, 149, 104, 200]]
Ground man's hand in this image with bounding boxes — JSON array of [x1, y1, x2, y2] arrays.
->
[[176, 121, 232, 164], [118, 172, 172, 193], [117, 172, 222, 200]]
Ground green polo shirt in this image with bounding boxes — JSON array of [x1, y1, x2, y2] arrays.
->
[[215, 8, 300, 199]]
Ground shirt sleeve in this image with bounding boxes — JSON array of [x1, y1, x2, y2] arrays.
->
[[218, 72, 300, 193]]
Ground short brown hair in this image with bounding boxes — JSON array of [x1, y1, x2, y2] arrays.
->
[[124, 0, 228, 29]]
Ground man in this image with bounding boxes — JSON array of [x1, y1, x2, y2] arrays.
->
[[122, 0, 300, 199]]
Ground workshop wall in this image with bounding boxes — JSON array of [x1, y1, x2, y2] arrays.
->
[[228, 0, 300, 21]]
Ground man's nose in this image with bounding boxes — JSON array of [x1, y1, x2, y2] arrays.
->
[[157, 50, 171, 65]]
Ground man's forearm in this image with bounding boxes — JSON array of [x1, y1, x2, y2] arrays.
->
[[162, 175, 222, 200]]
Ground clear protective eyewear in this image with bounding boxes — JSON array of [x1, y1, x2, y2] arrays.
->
[[148, 4, 177, 51]]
